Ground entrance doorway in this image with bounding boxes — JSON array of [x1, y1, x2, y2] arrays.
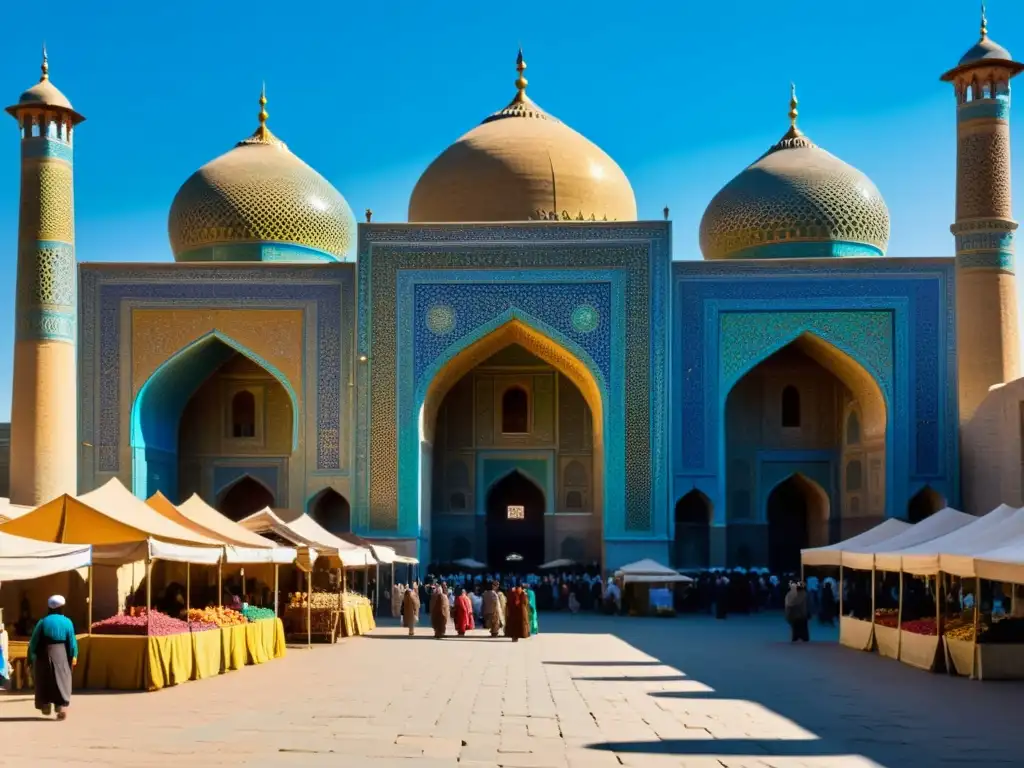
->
[[908, 486, 944, 523], [309, 488, 351, 533], [218, 476, 274, 522], [674, 490, 711, 569], [486, 471, 545, 569], [765, 474, 826, 574]]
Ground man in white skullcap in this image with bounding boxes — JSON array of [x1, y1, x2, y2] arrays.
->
[[27, 594, 78, 720]]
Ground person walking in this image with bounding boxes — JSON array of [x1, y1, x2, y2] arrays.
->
[[505, 585, 531, 642], [482, 581, 504, 637], [429, 585, 450, 639], [401, 587, 420, 636], [28, 595, 78, 720], [454, 589, 475, 636], [527, 586, 539, 635], [785, 581, 810, 642]]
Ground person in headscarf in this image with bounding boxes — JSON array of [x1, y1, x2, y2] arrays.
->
[[785, 581, 810, 642], [28, 595, 78, 720], [482, 581, 504, 637], [429, 584, 450, 639], [454, 588, 475, 636], [391, 582, 404, 619], [505, 585, 531, 641], [527, 586, 539, 635], [401, 587, 420, 636]]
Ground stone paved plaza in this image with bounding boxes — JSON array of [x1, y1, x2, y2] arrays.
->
[[1, 613, 1022, 767]]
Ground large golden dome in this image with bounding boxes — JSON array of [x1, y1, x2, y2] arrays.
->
[[168, 89, 354, 262], [700, 87, 889, 261], [409, 52, 636, 223]]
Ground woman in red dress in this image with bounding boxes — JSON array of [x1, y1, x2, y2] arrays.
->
[[454, 589, 475, 636]]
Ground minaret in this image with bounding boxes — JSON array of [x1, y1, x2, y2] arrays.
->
[[943, 5, 1024, 424], [5, 48, 84, 505]]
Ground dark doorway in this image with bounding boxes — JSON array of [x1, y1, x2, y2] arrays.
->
[[218, 476, 274, 522], [486, 471, 545, 569], [674, 490, 711, 569], [766, 476, 809, 574], [310, 488, 351, 533], [908, 486, 944, 524]]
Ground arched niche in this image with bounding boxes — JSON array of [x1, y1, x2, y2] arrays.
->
[[908, 486, 945, 524], [309, 488, 352, 534], [218, 475, 275, 522], [766, 473, 830, 573], [673, 490, 712, 569]]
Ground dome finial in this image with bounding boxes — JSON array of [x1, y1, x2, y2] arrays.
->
[[980, 0, 988, 38], [40, 43, 49, 82], [514, 48, 528, 104], [788, 82, 799, 129], [257, 82, 269, 138]]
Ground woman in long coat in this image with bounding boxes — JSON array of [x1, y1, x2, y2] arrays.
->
[[785, 582, 810, 642], [28, 595, 77, 720], [429, 586, 450, 639], [401, 588, 420, 636], [505, 586, 531, 641], [454, 589, 475, 636]]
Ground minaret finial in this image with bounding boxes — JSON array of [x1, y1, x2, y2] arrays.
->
[[981, 1, 988, 38], [514, 48, 528, 104], [41, 43, 49, 82], [788, 82, 799, 128], [257, 82, 269, 138]]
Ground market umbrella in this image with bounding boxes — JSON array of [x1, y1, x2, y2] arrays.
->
[[453, 557, 487, 570], [505, 553, 524, 562], [539, 558, 575, 570]]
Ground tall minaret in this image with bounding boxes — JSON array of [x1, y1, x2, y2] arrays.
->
[[5, 48, 84, 505], [943, 5, 1024, 424]]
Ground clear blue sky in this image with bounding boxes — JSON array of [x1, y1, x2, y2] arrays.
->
[[0, 0, 1020, 421]]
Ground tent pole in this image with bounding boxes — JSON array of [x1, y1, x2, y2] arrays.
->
[[146, 559, 153, 632], [88, 565, 94, 636], [897, 571, 904, 658], [218, 562, 223, 608], [375, 563, 380, 617], [306, 570, 312, 648], [241, 567, 246, 605], [273, 564, 279, 617], [972, 575, 981, 679], [186, 563, 191, 614], [838, 564, 844, 618]]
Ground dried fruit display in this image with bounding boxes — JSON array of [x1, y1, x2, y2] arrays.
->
[[187, 607, 246, 627], [901, 619, 938, 636], [91, 609, 191, 636], [874, 609, 899, 628], [288, 591, 343, 610]]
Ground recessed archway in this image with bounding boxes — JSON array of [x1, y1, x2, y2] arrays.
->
[[908, 485, 945, 524], [486, 470, 545, 568], [218, 475, 275, 522], [415, 317, 607, 567], [309, 488, 351, 533], [766, 473, 830, 573], [673, 490, 712, 569], [130, 332, 299, 502]]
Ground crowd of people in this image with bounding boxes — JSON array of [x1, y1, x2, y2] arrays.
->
[[396, 581, 540, 640]]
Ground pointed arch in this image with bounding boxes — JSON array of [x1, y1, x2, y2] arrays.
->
[[673, 489, 712, 569], [766, 472, 831, 571], [130, 330, 301, 500], [908, 485, 945, 523], [308, 487, 352, 533], [217, 474, 275, 522], [484, 465, 547, 499]]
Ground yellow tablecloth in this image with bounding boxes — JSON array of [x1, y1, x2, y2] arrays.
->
[[343, 602, 375, 636], [192, 629, 221, 680], [146, 632, 193, 691], [221, 624, 247, 671]]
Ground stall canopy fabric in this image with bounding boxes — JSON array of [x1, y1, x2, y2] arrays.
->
[[0, 498, 32, 523], [285, 516, 376, 567], [539, 558, 576, 570], [972, 535, 1024, 584], [840, 507, 976, 570], [801, 519, 911, 567], [0, 479, 224, 552], [453, 558, 487, 570], [884, 504, 1021, 574], [615, 559, 694, 584], [0, 531, 92, 581], [146, 493, 296, 564], [333, 531, 390, 566], [937, 507, 1024, 578], [394, 554, 419, 565], [239, 508, 373, 567]]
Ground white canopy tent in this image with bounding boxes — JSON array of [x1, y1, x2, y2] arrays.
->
[[615, 559, 694, 584], [801, 519, 912, 567], [0, 531, 92, 582], [239, 508, 374, 567], [937, 508, 1024, 578], [841, 508, 976, 570], [966, 529, 1024, 583], [878, 504, 1020, 574]]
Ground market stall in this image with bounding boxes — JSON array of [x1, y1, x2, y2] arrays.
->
[[0, 531, 93, 691], [839, 508, 975, 655], [239, 508, 377, 642], [878, 505, 1020, 671], [801, 519, 913, 651], [614, 559, 693, 616], [146, 492, 295, 667]]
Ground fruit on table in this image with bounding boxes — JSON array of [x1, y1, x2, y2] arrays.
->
[[242, 606, 276, 622], [289, 591, 344, 610], [874, 609, 899, 628], [187, 607, 247, 627], [91, 608, 191, 636], [901, 619, 937, 636]]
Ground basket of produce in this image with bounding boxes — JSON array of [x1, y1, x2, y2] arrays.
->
[[187, 606, 247, 628], [285, 591, 342, 640], [873, 608, 899, 628], [91, 608, 213, 636]]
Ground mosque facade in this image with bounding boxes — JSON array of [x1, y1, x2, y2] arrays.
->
[[3, 19, 1023, 573]]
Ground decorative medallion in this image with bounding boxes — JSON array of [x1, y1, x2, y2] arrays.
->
[[426, 304, 456, 335], [571, 304, 600, 333]]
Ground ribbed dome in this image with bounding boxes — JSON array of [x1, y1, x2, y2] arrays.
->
[[168, 91, 354, 262], [409, 52, 636, 223], [700, 91, 889, 261]]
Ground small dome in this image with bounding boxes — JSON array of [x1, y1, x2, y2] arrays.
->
[[5, 49, 84, 123], [959, 35, 1013, 66], [409, 52, 636, 223], [168, 90, 354, 262], [699, 88, 889, 260]]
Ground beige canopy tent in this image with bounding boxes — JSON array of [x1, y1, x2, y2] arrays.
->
[[840, 508, 976, 570], [282, 514, 376, 567], [615, 559, 694, 584], [801, 519, 912, 567], [147, 492, 296, 565], [887, 504, 1022, 575], [238, 508, 373, 566], [937, 508, 1024, 578], [965, 527, 1024, 583], [0, 531, 92, 581]]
